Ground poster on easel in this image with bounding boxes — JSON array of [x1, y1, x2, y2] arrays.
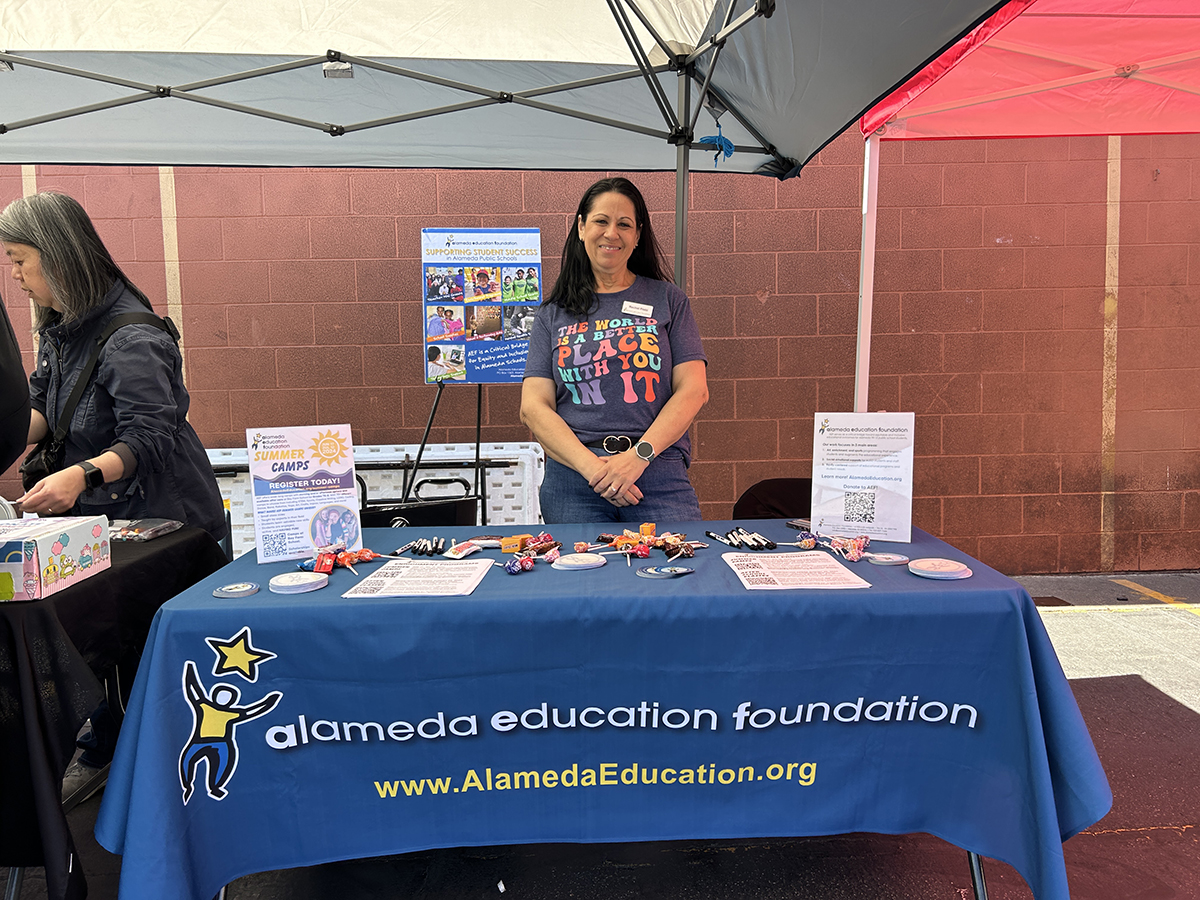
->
[[421, 228, 541, 384], [811, 412, 915, 543], [247, 425, 362, 563]]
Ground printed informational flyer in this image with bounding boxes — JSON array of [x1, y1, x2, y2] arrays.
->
[[811, 412, 915, 542], [247, 425, 361, 564], [421, 228, 542, 384], [722, 551, 871, 590], [341, 558, 494, 598]]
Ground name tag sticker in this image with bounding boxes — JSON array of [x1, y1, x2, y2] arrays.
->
[[622, 301, 654, 317]]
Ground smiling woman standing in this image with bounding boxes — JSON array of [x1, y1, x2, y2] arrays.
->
[[521, 177, 708, 524]]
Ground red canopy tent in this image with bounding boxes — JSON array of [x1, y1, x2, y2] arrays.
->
[[850, 0, 1200, 408]]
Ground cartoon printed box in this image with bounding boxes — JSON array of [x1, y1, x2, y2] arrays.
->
[[0, 515, 111, 602]]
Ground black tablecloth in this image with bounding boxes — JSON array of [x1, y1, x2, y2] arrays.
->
[[0, 525, 228, 900]]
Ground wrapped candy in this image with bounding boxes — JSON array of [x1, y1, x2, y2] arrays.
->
[[443, 540, 482, 559], [794, 531, 818, 550], [574, 541, 591, 553], [544, 546, 561, 564], [504, 557, 524, 574], [667, 542, 694, 561], [526, 532, 557, 553], [632, 543, 651, 559], [519, 555, 536, 571], [827, 535, 870, 562]]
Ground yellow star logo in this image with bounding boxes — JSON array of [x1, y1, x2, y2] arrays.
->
[[206, 627, 276, 682]]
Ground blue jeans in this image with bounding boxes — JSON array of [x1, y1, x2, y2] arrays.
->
[[539, 447, 703, 524], [78, 700, 119, 767]]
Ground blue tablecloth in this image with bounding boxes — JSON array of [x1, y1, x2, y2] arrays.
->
[[95, 523, 1111, 900]]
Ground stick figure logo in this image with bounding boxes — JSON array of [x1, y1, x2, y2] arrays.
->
[[178, 627, 282, 804]]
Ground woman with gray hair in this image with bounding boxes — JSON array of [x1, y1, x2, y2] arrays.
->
[[3, 190, 227, 806], [1, 191, 224, 539]]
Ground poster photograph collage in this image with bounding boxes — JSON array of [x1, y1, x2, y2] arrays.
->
[[424, 262, 541, 383]]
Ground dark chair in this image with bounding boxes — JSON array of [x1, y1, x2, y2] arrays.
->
[[358, 476, 479, 528], [732, 477, 813, 520], [218, 507, 234, 562]]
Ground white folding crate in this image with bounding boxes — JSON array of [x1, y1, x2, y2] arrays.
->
[[208, 443, 544, 559]]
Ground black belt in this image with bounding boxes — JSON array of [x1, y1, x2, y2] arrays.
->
[[585, 435, 637, 454]]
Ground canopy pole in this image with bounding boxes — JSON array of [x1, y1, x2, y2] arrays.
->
[[674, 67, 691, 288], [854, 132, 881, 413]]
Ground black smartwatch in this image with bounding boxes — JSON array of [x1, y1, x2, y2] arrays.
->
[[635, 439, 656, 463], [77, 461, 105, 490]]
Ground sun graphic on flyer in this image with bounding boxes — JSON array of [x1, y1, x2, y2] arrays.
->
[[309, 430, 350, 467]]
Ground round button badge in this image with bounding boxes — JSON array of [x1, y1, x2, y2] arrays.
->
[[212, 582, 260, 598]]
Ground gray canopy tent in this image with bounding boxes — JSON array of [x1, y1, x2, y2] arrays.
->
[[1, 0, 1011, 284], [2, 3, 1022, 898]]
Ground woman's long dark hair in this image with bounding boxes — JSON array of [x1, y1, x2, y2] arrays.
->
[[546, 177, 670, 317]]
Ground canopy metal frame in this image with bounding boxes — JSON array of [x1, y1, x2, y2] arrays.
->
[[0, 0, 784, 287]]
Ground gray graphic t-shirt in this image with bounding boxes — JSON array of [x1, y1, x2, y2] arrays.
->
[[523, 277, 706, 462]]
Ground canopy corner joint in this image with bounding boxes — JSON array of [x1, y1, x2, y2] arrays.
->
[[667, 125, 693, 146]]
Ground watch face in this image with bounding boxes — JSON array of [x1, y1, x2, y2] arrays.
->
[[635, 441, 654, 461]]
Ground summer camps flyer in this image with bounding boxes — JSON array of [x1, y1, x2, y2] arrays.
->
[[421, 228, 542, 384], [247, 425, 362, 563]]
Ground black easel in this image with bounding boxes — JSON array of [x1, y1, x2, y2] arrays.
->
[[400, 381, 487, 525]]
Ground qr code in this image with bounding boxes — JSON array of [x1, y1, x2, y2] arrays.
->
[[844, 491, 876, 523], [260, 533, 289, 557]]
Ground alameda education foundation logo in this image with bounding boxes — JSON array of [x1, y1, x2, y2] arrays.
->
[[178, 627, 282, 804]]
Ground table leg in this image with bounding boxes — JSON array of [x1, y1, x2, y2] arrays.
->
[[967, 851, 989, 900], [3, 867, 24, 900]]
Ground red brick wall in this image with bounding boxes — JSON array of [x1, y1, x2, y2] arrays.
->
[[2, 129, 1198, 574]]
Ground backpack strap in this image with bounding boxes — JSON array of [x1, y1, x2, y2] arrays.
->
[[50, 313, 178, 442]]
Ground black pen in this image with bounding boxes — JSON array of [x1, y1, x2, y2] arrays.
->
[[394, 540, 418, 555], [741, 528, 769, 550], [705, 531, 734, 547], [750, 530, 777, 550], [735, 528, 761, 549]]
